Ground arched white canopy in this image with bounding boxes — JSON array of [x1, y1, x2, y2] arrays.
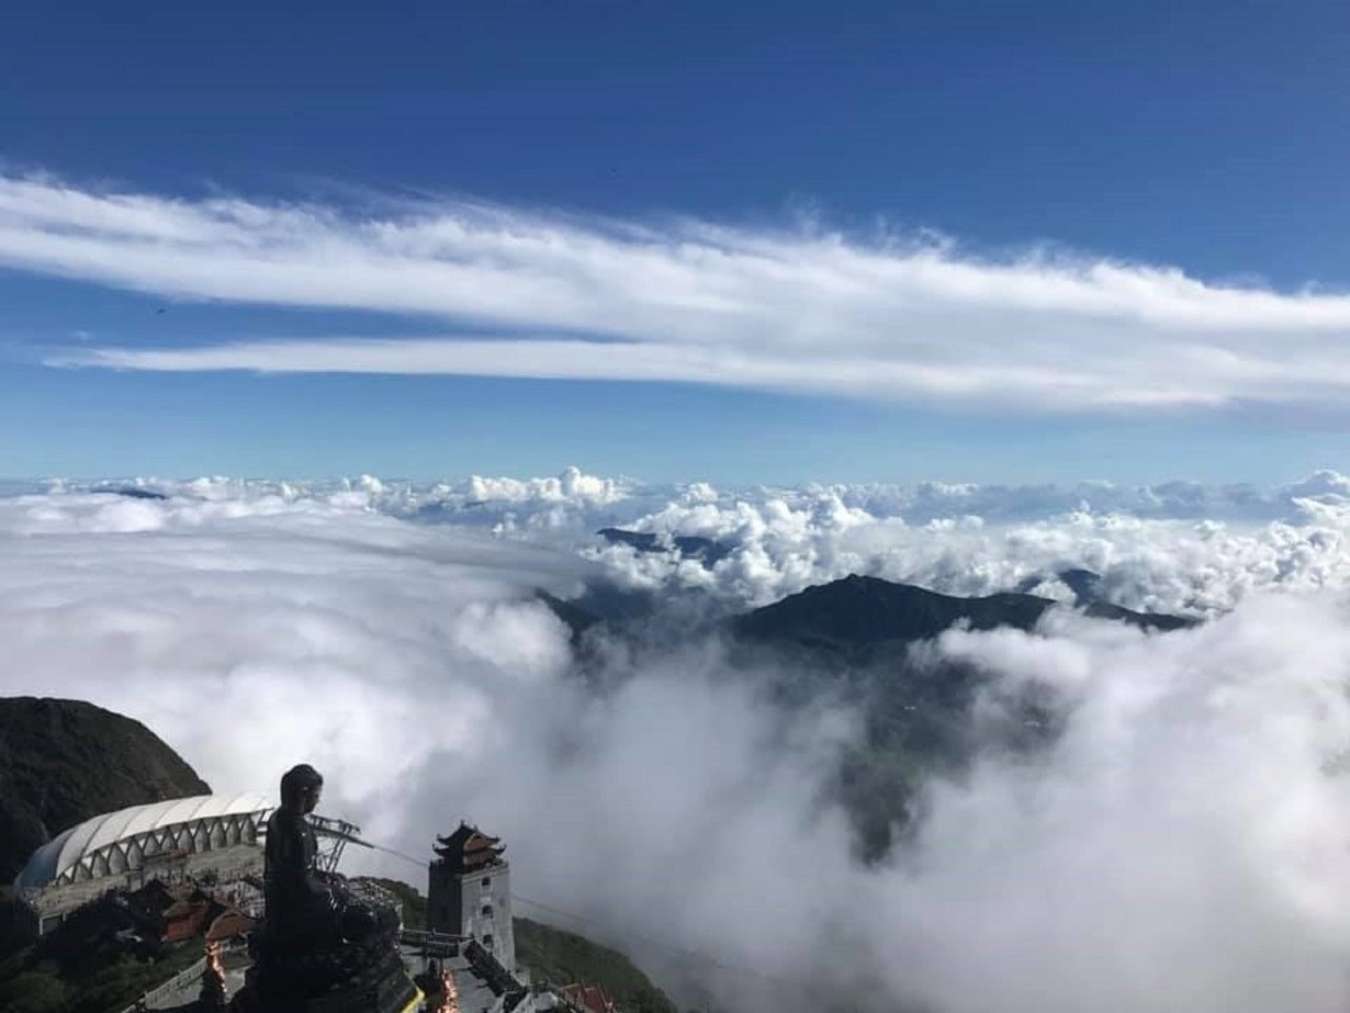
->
[[14, 792, 273, 891]]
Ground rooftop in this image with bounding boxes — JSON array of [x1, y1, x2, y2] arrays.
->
[[14, 792, 273, 891]]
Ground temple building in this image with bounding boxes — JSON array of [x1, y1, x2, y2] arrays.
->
[[428, 822, 516, 974], [11, 804, 614, 1013]]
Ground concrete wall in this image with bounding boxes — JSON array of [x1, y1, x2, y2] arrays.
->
[[427, 860, 515, 974]]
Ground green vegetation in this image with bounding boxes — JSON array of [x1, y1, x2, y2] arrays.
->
[[515, 916, 677, 1013], [361, 879, 676, 1013], [0, 933, 203, 1013], [354, 876, 427, 929]]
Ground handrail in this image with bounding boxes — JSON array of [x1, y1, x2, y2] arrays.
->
[[116, 939, 248, 1012], [400, 927, 470, 950], [117, 956, 207, 1012]]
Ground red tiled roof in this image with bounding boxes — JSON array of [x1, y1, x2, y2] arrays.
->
[[162, 902, 212, 943], [205, 909, 256, 942], [560, 983, 617, 1013]]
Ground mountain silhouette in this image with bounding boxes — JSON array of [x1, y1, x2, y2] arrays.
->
[[597, 528, 733, 566], [0, 697, 210, 884], [735, 573, 1193, 651]]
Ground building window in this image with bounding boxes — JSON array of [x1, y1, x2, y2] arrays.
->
[[481, 905, 492, 918], [481, 877, 490, 888], [482, 934, 493, 948]]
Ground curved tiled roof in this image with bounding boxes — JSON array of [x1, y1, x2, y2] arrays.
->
[[14, 792, 273, 890]]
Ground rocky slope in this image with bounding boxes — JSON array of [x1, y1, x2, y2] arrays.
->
[[0, 697, 211, 884]]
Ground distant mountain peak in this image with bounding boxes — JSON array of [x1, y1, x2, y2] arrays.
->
[[597, 528, 733, 566], [735, 573, 1193, 651], [91, 485, 169, 501]]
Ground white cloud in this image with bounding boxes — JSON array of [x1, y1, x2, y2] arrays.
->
[[7, 172, 1350, 410], [462, 466, 632, 507], [0, 487, 589, 805], [40, 468, 1350, 618], [575, 473, 1350, 615], [6, 481, 1350, 1010], [878, 599, 1350, 1012]]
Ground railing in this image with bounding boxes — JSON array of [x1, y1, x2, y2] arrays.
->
[[400, 927, 468, 953], [118, 956, 207, 1012], [116, 939, 247, 1012]]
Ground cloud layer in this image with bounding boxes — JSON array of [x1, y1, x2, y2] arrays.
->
[[43, 467, 1350, 618], [580, 476, 1350, 615], [8, 172, 1350, 410], [6, 475, 1350, 1011]]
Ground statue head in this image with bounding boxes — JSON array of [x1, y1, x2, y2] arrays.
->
[[280, 763, 324, 814]]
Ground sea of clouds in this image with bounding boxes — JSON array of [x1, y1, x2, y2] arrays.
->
[[6, 469, 1350, 1011], [44, 463, 1350, 614]]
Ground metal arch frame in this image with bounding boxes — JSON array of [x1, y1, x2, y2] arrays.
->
[[35, 807, 369, 889], [51, 808, 273, 886], [307, 814, 372, 873]]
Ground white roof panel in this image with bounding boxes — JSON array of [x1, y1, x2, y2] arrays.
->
[[13, 793, 274, 890], [86, 805, 145, 853], [123, 802, 174, 838]]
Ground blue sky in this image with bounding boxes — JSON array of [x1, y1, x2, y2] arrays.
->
[[4, 0, 1350, 483]]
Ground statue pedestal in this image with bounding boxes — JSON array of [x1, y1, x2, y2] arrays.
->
[[230, 897, 420, 1012]]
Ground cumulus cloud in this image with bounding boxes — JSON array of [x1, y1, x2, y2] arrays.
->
[[8, 172, 1350, 410], [45, 467, 1350, 617], [567, 470, 1350, 615], [878, 601, 1350, 1012], [10, 477, 1350, 1011], [0, 486, 592, 802]]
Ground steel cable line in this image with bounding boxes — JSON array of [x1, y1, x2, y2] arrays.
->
[[365, 839, 798, 989]]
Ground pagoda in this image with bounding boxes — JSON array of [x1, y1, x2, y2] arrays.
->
[[427, 822, 515, 974]]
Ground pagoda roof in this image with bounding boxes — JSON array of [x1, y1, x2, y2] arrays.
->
[[433, 821, 506, 871]]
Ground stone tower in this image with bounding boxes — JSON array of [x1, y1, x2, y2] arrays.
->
[[427, 822, 515, 973]]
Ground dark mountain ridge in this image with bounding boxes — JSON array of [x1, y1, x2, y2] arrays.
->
[[597, 527, 733, 566], [0, 698, 210, 885], [542, 569, 1195, 656], [734, 573, 1194, 652], [725, 574, 1195, 859], [94, 486, 168, 501]]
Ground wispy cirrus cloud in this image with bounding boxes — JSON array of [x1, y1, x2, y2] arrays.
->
[[8, 172, 1350, 410]]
